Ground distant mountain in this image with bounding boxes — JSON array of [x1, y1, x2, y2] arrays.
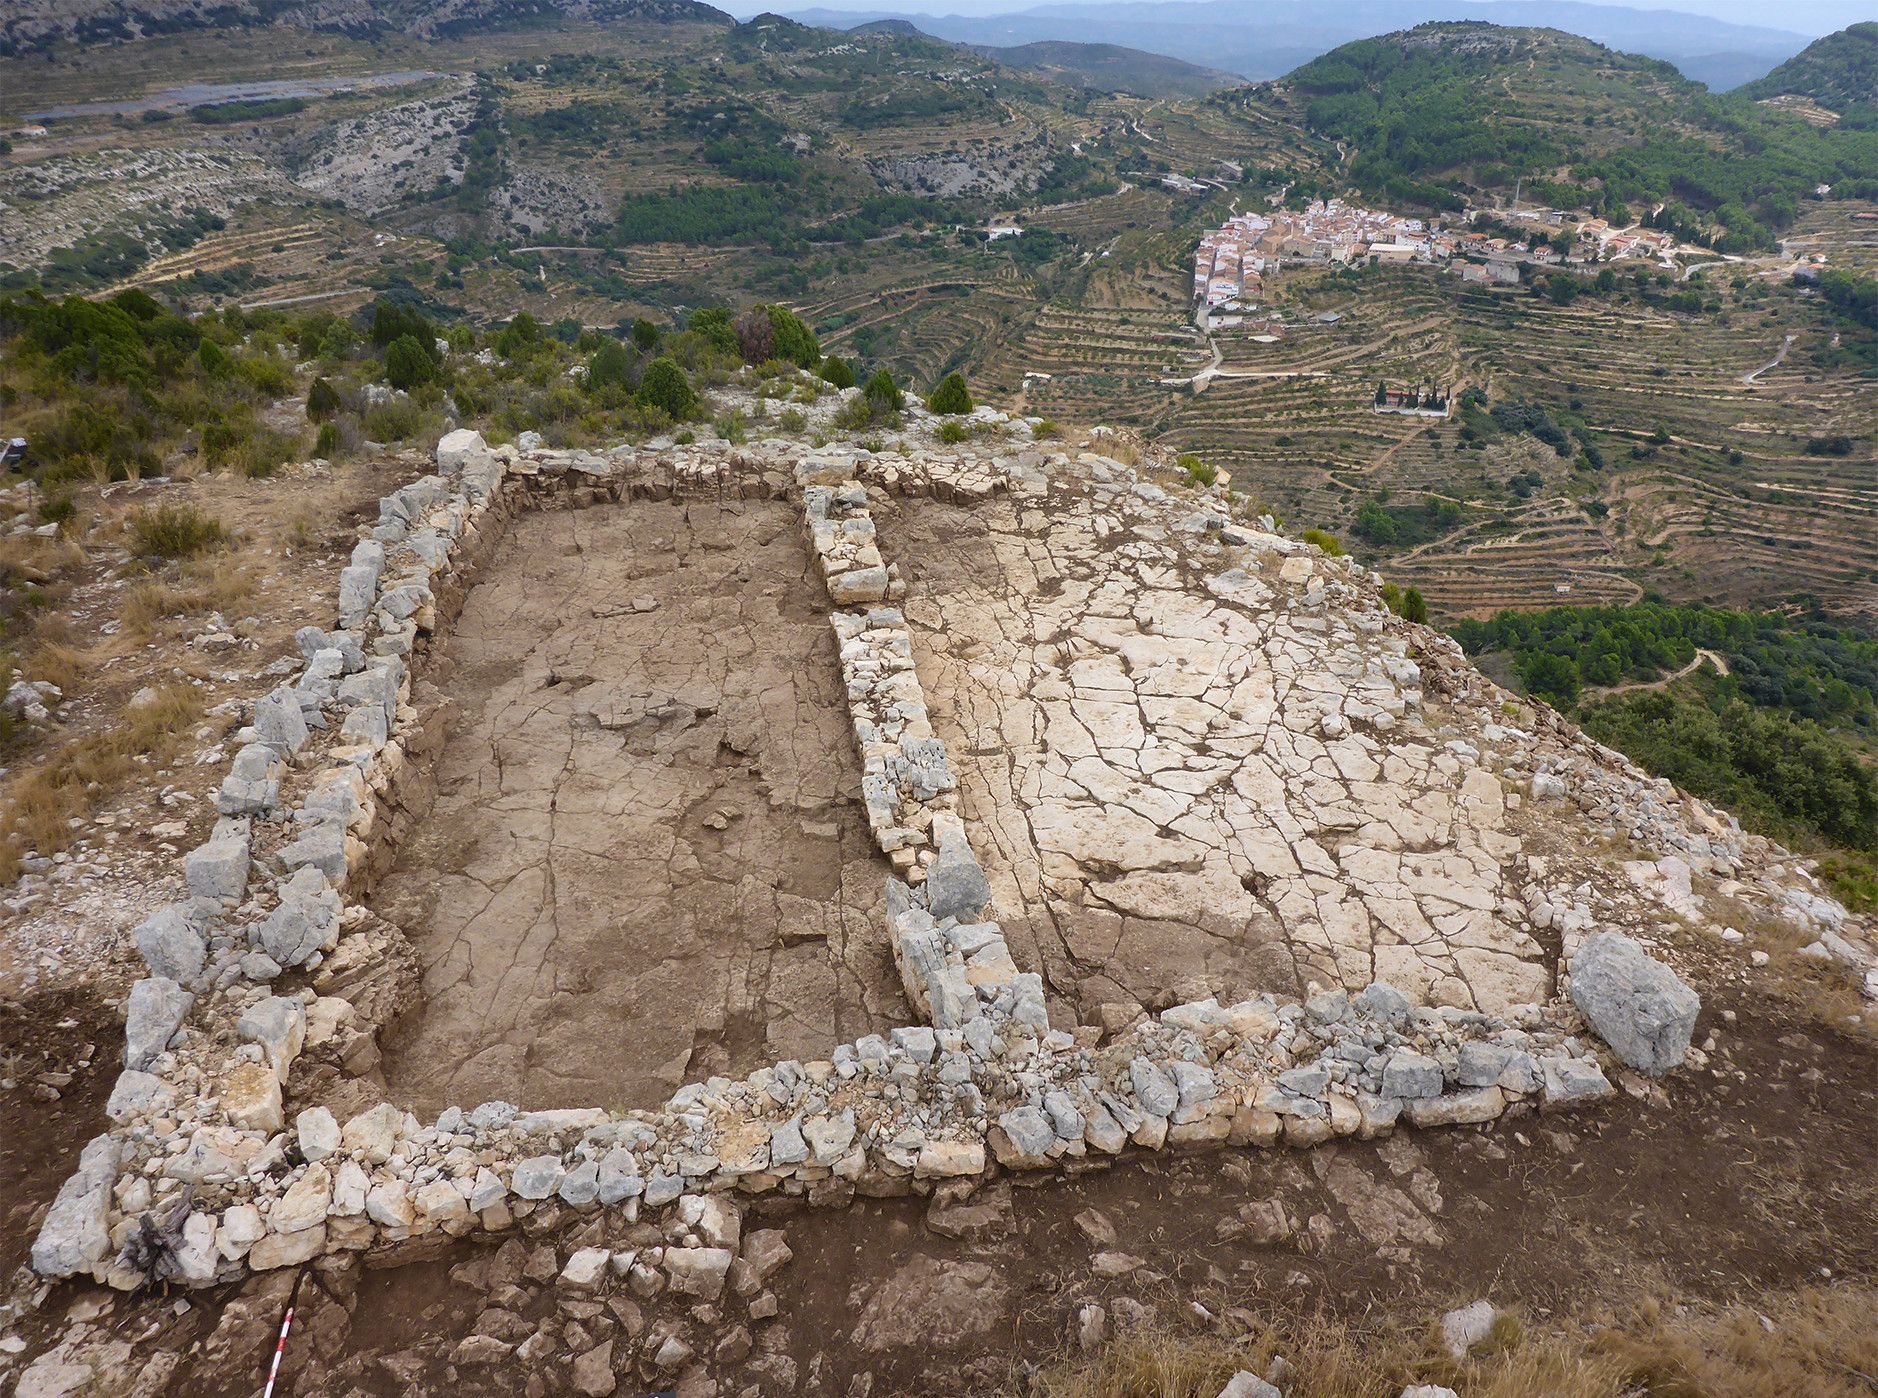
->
[[1256, 22, 1876, 251], [1740, 22, 1878, 110], [850, 16, 1237, 95], [784, 0, 1812, 90], [967, 39, 1238, 96], [0, 0, 732, 58]]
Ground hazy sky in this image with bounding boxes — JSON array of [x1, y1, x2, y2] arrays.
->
[[752, 0, 1868, 37]]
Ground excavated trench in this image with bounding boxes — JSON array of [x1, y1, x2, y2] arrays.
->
[[373, 496, 906, 1114]]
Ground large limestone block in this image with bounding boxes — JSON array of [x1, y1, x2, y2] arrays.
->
[[125, 977, 193, 1070], [1569, 932, 1700, 1075]]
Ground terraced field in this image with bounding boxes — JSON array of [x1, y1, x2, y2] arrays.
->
[[5, 13, 1870, 626], [959, 201, 1878, 620]]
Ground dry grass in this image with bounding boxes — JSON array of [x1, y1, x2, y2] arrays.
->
[[1027, 1287, 1878, 1398], [1708, 901, 1878, 1046], [120, 556, 257, 637], [0, 533, 89, 588], [126, 502, 231, 561], [0, 681, 204, 883]]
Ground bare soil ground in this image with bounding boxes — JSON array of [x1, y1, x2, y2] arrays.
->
[[373, 498, 907, 1115], [3, 974, 1870, 1396]]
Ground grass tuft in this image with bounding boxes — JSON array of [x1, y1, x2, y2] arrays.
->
[[127, 503, 231, 560]]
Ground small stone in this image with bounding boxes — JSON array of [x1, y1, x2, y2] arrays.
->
[[562, 1247, 610, 1291], [296, 1107, 340, 1163], [1216, 1374, 1282, 1398], [1441, 1300, 1500, 1359]]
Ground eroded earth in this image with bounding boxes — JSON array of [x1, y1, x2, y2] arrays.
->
[[375, 498, 903, 1114]]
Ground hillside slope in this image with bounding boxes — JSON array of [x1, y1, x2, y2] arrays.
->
[[1254, 21, 1878, 247], [1740, 21, 1878, 112], [0, 0, 731, 58], [965, 39, 1240, 97]]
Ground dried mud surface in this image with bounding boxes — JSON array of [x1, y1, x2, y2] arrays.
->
[[374, 498, 907, 1115]]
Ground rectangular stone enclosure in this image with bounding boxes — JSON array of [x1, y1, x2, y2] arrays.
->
[[373, 498, 905, 1114]]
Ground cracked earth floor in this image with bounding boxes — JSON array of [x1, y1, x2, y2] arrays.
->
[[876, 490, 1554, 1025], [374, 498, 906, 1114]]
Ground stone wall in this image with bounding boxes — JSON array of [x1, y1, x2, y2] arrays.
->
[[32, 423, 1857, 1293]]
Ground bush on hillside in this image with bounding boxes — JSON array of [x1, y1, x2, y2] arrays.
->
[[820, 355, 856, 389], [863, 368, 903, 413], [927, 372, 973, 415], [306, 377, 340, 420], [588, 340, 633, 391], [688, 307, 740, 356], [637, 357, 697, 420], [129, 503, 229, 559], [385, 335, 436, 390], [369, 300, 436, 351], [197, 339, 232, 377]]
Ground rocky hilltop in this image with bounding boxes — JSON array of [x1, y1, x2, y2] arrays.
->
[[3, 377, 1875, 1394], [1, 0, 729, 58]]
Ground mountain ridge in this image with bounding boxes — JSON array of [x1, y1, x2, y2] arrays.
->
[[1739, 21, 1878, 111], [0, 0, 732, 59], [782, 0, 1812, 89]]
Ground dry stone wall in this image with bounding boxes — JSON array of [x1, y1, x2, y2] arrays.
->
[[30, 418, 1874, 1294]]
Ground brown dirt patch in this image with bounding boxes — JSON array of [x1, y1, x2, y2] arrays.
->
[[373, 497, 906, 1115], [17, 979, 1853, 1398], [0, 985, 114, 1279]]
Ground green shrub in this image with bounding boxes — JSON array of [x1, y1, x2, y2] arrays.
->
[[762, 304, 820, 367], [631, 318, 661, 353], [778, 408, 807, 434], [363, 397, 427, 443], [1302, 527, 1345, 557], [235, 353, 292, 397], [317, 322, 355, 361], [938, 420, 969, 444], [820, 356, 856, 389], [1032, 419, 1062, 440], [688, 307, 739, 356], [926, 371, 973, 416], [129, 502, 229, 559], [369, 300, 436, 350], [863, 369, 903, 414], [637, 357, 698, 420], [588, 340, 633, 391], [715, 413, 747, 444], [306, 376, 341, 420], [197, 339, 232, 377], [37, 492, 76, 528], [495, 313, 543, 359], [385, 335, 435, 390], [1177, 452, 1217, 487], [315, 422, 340, 458]]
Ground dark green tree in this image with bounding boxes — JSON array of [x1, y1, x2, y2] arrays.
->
[[863, 368, 903, 414], [385, 335, 435, 390], [637, 357, 697, 420], [926, 372, 973, 415], [306, 376, 341, 420], [197, 339, 232, 377]]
